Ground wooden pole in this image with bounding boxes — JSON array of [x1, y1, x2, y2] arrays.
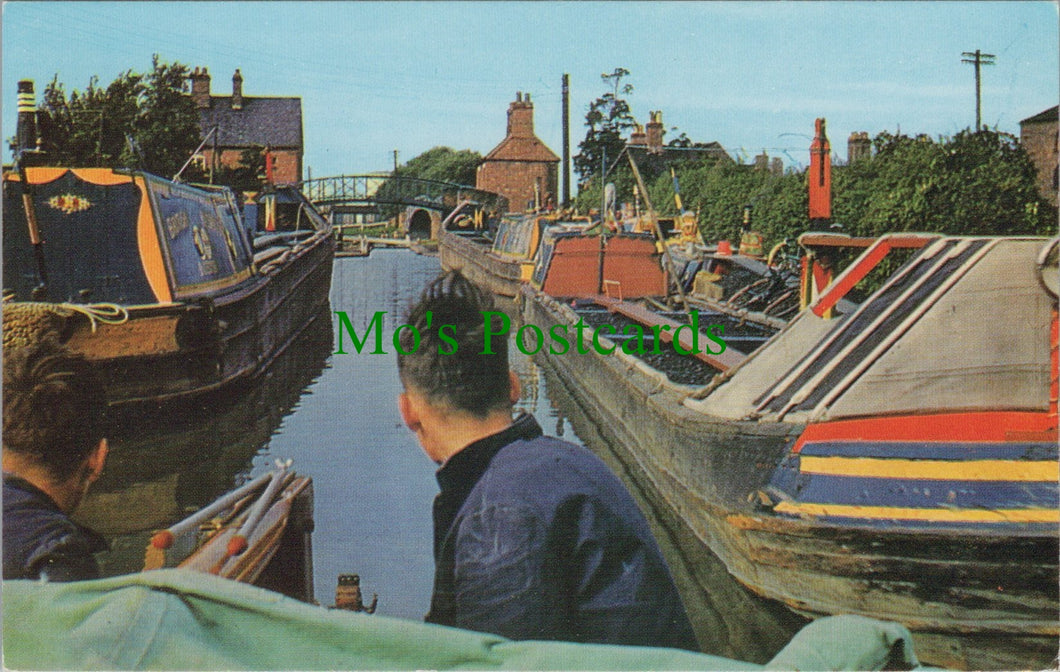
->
[[562, 73, 571, 207], [627, 152, 687, 307]]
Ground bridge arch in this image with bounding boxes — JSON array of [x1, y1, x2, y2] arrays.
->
[[406, 208, 434, 240]]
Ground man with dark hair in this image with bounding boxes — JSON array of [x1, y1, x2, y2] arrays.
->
[[3, 342, 109, 581], [397, 270, 698, 650]]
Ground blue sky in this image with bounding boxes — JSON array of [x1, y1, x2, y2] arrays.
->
[[3, 1, 1057, 182]]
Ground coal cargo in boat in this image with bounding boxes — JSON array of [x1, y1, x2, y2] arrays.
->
[[2, 167, 334, 408]]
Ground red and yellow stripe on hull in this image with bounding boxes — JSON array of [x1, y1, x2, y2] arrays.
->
[[768, 412, 1059, 529]]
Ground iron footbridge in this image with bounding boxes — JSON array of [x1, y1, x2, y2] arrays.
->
[[301, 174, 507, 217]]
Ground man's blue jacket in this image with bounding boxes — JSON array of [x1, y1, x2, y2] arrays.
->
[[427, 413, 698, 650], [3, 473, 107, 581]]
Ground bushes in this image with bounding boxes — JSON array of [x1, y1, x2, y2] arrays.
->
[[578, 128, 1055, 248]]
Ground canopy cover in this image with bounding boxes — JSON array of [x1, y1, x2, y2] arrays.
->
[[2, 569, 920, 670]]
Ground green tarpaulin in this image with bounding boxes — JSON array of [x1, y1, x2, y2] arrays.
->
[[2, 569, 920, 670]]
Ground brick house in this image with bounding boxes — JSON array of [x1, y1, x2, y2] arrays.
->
[[476, 92, 559, 213], [1019, 105, 1058, 208], [189, 67, 303, 185]]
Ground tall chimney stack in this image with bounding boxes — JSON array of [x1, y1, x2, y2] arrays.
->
[[507, 91, 535, 138], [808, 118, 832, 222], [190, 67, 211, 109], [232, 69, 243, 110], [646, 111, 664, 152]]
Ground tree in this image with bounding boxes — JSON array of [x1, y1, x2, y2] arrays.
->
[[607, 126, 1050, 257], [392, 146, 481, 185], [36, 71, 141, 167], [374, 146, 482, 218], [925, 129, 1049, 235], [574, 68, 637, 187], [832, 129, 1051, 237], [33, 56, 200, 177], [133, 56, 201, 177]]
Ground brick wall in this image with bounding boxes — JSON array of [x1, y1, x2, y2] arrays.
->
[[1021, 119, 1059, 208], [204, 148, 302, 185], [477, 161, 558, 213]]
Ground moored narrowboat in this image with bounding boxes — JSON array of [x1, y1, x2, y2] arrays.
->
[[521, 234, 1059, 670], [439, 212, 593, 298], [2, 167, 334, 407]]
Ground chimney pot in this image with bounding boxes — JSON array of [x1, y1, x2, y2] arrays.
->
[[629, 123, 647, 146]]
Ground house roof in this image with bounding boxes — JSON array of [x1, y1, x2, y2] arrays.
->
[[198, 96, 303, 149], [1020, 105, 1059, 125], [627, 143, 732, 173], [483, 135, 560, 163]]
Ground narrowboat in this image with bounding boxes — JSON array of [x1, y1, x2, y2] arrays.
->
[[2, 167, 334, 408], [521, 234, 1059, 670], [439, 211, 592, 298]]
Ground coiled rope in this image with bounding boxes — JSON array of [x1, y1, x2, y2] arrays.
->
[[2, 300, 130, 348]]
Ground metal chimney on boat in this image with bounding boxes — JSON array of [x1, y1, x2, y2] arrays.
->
[[16, 80, 38, 155], [808, 118, 832, 222]]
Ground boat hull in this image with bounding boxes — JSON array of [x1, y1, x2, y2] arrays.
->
[[521, 285, 1059, 670], [62, 231, 333, 407], [439, 228, 524, 297]]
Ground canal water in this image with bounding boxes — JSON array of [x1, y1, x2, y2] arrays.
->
[[81, 249, 584, 621], [78, 247, 800, 662]]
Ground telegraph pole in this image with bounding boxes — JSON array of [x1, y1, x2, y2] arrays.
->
[[961, 49, 995, 131], [561, 73, 571, 207]]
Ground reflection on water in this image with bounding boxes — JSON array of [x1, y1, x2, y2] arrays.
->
[[75, 310, 334, 577], [258, 250, 442, 615], [534, 358, 808, 663], [258, 249, 584, 616], [73, 248, 798, 657], [78, 249, 572, 617]]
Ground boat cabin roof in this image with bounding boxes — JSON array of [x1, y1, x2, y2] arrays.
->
[[3, 167, 257, 305], [690, 236, 1057, 423]]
